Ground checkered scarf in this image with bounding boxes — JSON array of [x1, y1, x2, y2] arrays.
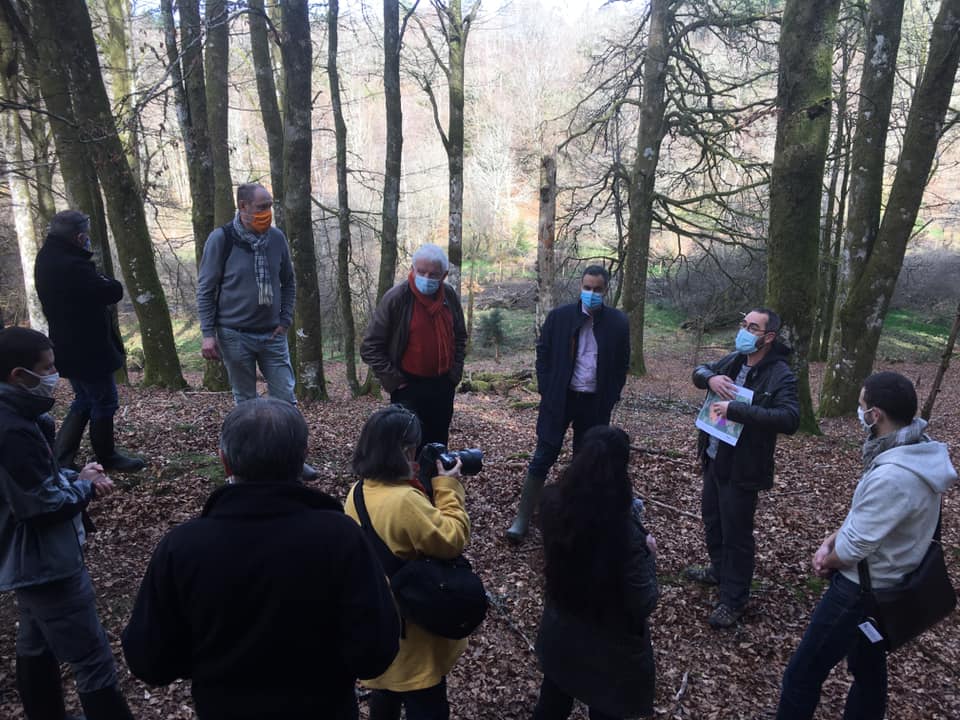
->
[[233, 213, 273, 307]]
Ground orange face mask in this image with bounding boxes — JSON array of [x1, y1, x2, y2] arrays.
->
[[250, 209, 272, 234]]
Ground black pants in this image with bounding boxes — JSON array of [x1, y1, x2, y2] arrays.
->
[[528, 390, 605, 479], [532, 675, 620, 720], [392, 376, 456, 448], [701, 459, 759, 609], [368, 679, 449, 720]]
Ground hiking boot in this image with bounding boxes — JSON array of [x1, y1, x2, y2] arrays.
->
[[683, 565, 720, 586], [708, 602, 744, 628]]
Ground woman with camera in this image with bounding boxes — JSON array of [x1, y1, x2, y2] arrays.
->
[[533, 425, 658, 720], [346, 404, 470, 720]]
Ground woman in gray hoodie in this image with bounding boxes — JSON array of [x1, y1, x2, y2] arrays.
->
[[775, 371, 957, 720]]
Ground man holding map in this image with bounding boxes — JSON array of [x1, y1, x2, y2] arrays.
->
[[687, 308, 799, 628]]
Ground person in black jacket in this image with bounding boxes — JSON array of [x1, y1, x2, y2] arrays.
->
[[34, 210, 143, 472], [686, 307, 799, 628], [505, 265, 629, 544], [534, 426, 657, 719], [121, 398, 401, 720]]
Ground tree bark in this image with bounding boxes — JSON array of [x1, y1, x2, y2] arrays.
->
[[205, 0, 234, 226], [536, 153, 557, 339], [37, 0, 186, 388], [377, 0, 403, 303], [281, 0, 327, 401], [623, 0, 675, 377], [249, 0, 285, 229], [766, 0, 840, 434], [328, 0, 360, 395], [921, 300, 960, 422], [100, 0, 140, 189], [820, 0, 960, 416]]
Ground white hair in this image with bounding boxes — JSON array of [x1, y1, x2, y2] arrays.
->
[[411, 243, 449, 272]]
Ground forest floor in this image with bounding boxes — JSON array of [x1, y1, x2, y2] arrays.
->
[[1, 339, 958, 720]]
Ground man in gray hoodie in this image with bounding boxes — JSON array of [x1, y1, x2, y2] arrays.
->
[[775, 371, 958, 720]]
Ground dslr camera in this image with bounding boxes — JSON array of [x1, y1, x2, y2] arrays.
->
[[418, 443, 484, 477]]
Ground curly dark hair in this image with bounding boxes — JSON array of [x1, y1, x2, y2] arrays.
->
[[540, 425, 634, 619]]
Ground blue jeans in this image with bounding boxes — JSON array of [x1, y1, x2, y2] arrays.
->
[[776, 573, 887, 720], [69, 376, 119, 420], [15, 568, 117, 693], [217, 327, 296, 405]]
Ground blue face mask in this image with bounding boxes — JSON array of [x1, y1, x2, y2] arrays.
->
[[735, 327, 761, 354], [580, 290, 603, 310], [415, 274, 441, 295]]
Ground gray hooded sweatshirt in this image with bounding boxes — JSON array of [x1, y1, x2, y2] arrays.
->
[[835, 419, 958, 589]]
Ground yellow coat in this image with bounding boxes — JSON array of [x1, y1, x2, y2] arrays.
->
[[345, 476, 470, 691]]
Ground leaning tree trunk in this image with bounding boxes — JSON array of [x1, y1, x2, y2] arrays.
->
[[205, 0, 234, 226], [101, 0, 141, 188], [249, 0, 285, 229], [623, 0, 674, 377], [921, 300, 960, 422], [282, 0, 327, 401], [43, 0, 186, 388], [377, 0, 403, 303], [328, 0, 360, 395], [161, 0, 228, 391], [820, 0, 960, 416], [765, 0, 840, 434], [536, 153, 557, 340]]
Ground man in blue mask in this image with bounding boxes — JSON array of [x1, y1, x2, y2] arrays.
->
[[505, 265, 630, 544], [686, 307, 799, 627], [361, 244, 467, 447]]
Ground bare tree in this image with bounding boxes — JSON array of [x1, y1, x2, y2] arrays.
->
[[248, 0, 285, 229], [205, 0, 234, 225], [536, 153, 558, 336]]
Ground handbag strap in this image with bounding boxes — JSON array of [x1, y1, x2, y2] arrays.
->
[[352, 480, 405, 577], [858, 500, 944, 594]]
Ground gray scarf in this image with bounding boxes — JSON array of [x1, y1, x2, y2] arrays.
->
[[233, 213, 273, 307], [861, 417, 929, 469]]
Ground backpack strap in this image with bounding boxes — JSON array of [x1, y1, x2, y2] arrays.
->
[[353, 480, 405, 577]]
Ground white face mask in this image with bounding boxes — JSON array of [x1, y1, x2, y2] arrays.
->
[[857, 406, 876, 432], [20, 369, 60, 399]]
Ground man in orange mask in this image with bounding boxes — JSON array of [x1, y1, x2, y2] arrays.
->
[[360, 244, 467, 448], [197, 184, 314, 477]]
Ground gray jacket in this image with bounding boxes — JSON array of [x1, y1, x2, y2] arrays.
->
[[197, 222, 296, 337], [0, 383, 92, 591]]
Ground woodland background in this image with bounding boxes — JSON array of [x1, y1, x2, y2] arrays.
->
[[0, 0, 959, 717]]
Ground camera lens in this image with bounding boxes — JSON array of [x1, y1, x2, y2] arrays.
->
[[454, 449, 483, 476]]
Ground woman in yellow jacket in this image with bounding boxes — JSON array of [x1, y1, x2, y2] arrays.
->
[[346, 404, 470, 720]]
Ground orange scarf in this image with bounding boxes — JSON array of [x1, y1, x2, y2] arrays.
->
[[400, 271, 455, 378]]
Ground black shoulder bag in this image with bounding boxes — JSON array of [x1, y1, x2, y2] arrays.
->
[[858, 505, 956, 652], [352, 480, 487, 640]]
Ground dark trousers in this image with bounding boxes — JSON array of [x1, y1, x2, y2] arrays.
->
[[68, 376, 119, 421], [776, 573, 887, 720], [528, 390, 605, 479], [532, 675, 620, 720], [368, 679, 449, 720], [392, 376, 456, 447], [701, 459, 758, 609]]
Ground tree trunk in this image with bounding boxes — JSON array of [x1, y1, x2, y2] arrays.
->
[[281, 0, 327, 401], [328, 0, 360, 395], [25, 90, 56, 227], [820, 0, 960, 416], [161, 0, 228, 390], [39, 0, 186, 388], [205, 0, 234, 226], [377, 0, 403, 303], [921, 300, 960, 422], [536, 153, 557, 339], [623, 0, 675, 377], [249, 0, 285, 229], [101, 0, 141, 189], [766, 0, 840, 434]]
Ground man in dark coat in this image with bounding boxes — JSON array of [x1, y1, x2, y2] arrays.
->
[[505, 265, 630, 544], [687, 307, 800, 628], [34, 210, 143, 472], [0, 327, 134, 720], [360, 243, 467, 447], [122, 398, 401, 720]]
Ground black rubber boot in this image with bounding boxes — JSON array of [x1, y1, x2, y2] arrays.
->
[[16, 651, 85, 720], [55, 410, 90, 471], [89, 417, 145, 473], [78, 686, 133, 720], [505, 473, 546, 545], [302, 462, 318, 481]]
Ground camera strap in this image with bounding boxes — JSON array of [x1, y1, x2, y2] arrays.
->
[[352, 480, 406, 577]]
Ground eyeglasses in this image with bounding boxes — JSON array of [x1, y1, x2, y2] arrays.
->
[[739, 320, 767, 335]]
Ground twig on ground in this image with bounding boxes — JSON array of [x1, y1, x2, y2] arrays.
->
[[485, 592, 536, 653], [645, 497, 701, 521]]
